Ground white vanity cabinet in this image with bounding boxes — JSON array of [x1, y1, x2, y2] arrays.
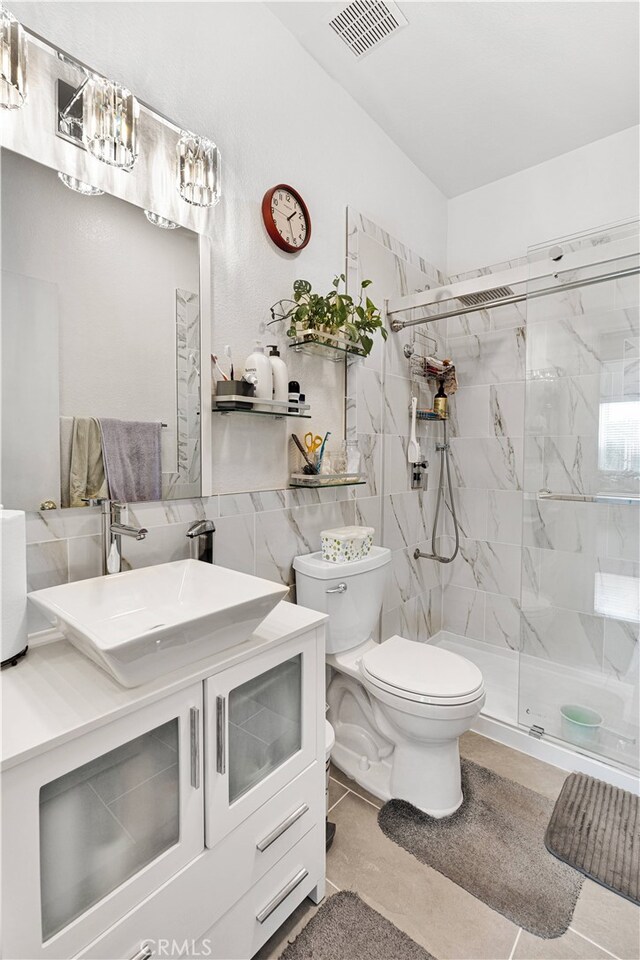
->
[[1, 605, 327, 960], [1, 685, 205, 960]]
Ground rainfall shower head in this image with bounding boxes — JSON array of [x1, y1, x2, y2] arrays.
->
[[456, 285, 514, 307]]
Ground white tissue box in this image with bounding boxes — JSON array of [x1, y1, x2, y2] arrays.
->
[[320, 525, 375, 563]]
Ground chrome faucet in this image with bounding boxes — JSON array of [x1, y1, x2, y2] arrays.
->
[[83, 498, 148, 575], [186, 519, 215, 563]]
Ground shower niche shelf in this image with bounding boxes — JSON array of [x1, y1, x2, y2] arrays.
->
[[289, 473, 366, 489], [212, 396, 311, 420]]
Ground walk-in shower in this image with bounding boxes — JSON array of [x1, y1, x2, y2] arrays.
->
[[387, 218, 640, 782]]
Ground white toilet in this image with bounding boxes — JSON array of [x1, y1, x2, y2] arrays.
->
[[294, 546, 485, 818]]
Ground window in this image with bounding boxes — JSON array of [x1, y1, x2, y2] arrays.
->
[[598, 399, 640, 478]]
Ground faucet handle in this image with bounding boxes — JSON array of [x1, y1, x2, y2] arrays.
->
[[81, 497, 109, 507]]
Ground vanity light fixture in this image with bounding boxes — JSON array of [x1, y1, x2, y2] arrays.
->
[[144, 210, 180, 230], [0, 8, 27, 109], [82, 76, 139, 170], [177, 132, 220, 207], [57, 172, 104, 196]]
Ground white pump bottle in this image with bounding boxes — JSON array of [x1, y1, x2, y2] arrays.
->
[[244, 341, 272, 411]]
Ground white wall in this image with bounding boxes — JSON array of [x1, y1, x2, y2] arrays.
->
[[11, 1, 448, 494], [447, 126, 640, 274]]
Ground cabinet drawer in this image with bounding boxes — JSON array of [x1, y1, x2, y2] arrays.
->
[[205, 760, 323, 924], [201, 825, 324, 960]]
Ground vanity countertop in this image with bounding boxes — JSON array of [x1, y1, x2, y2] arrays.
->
[[1, 601, 327, 771]]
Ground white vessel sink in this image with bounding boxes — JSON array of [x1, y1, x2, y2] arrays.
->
[[28, 559, 288, 687]]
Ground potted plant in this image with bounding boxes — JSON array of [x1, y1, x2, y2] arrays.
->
[[270, 274, 387, 358]]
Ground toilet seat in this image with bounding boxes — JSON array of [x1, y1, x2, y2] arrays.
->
[[361, 635, 484, 706]]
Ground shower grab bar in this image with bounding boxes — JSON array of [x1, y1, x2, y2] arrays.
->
[[387, 263, 640, 330], [538, 491, 640, 505]]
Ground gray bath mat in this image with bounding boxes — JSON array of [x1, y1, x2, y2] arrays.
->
[[545, 772, 640, 905], [280, 891, 435, 960], [378, 759, 583, 939]]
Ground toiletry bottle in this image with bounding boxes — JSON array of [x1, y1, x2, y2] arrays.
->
[[288, 379, 300, 413], [267, 345, 288, 404], [434, 382, 448, 418], [244, 341, 272, 411]]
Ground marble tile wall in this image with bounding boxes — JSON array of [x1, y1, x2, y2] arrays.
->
[[346, 209, 446, 643], [25, 485, 362, 632]]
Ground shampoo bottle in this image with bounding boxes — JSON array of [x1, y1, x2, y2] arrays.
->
[[434, 382, 448, 418], [267, 345, 288, 404], [244, 341, 272, 411]]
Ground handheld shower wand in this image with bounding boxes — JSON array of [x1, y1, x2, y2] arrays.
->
[[414, 417, 460, 565]]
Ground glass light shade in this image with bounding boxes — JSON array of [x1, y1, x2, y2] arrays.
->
[[144, 210, 180, 230], [57, 172, 104, 196], [0, 10, 27, 109], [177, 132, 220, 207], [83, 77, 139, 170]]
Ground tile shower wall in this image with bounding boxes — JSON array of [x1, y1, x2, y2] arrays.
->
[[439, 269, 527, 654], [346, 211, 447, 643]]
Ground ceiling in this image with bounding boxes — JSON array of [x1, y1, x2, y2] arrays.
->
[[268, 1, 640, 198]]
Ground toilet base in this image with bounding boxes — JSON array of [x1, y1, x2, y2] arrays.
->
[[330, 739, 392, 805], [331, 737, 464, 818]]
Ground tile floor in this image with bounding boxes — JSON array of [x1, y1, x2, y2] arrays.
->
[[256, 733, 640, 960]]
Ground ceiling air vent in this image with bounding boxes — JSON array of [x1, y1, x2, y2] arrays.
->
[[329, 0, 408, 59]]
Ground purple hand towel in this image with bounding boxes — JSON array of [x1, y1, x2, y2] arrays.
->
[[98, 418, 162, 503]]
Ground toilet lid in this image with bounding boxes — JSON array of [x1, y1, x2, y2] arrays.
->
[[361, 636, 484, 704]]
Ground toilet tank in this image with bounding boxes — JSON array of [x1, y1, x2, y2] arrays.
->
[[293, 546, 391, 654]]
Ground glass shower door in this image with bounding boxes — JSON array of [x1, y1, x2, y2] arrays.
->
[[519, 220, 640, 771]]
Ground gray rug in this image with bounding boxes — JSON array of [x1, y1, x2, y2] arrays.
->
[[378, 759, 583, 939], [545, 772, 640, 905], [280, 891, 435, 960]]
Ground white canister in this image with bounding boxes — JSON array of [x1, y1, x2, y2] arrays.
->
[[243, 340, 272, 411], [320, 525, 375, 563]]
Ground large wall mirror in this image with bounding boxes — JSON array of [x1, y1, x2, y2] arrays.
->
[[2, 148, 202, 510], [0, 23, 214, 511]]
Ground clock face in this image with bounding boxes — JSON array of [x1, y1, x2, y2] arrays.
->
[[262, 184, 311, 253]]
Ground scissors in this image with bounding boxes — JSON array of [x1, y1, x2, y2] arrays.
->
[[304, 432, 323, 454]]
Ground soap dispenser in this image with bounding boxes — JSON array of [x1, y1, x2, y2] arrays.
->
[[244, 340, 272, 411], [267, 345, 288, 403]]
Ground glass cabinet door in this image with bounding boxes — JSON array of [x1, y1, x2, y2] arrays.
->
[[40, 720, 180, 940], [228, 654, 302, 804], [1, 684, 203, 960], [205, 632, 318, 846]]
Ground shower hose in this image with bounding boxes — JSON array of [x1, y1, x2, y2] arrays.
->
[[414, 418, 460, 564]]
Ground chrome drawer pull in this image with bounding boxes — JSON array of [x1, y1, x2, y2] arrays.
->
[[256, 804, 309, 852], [256, 868, 309, 924], [216, 695, 226, 774], [130, 944, 153, 960], [190, 706, 200, 789]]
